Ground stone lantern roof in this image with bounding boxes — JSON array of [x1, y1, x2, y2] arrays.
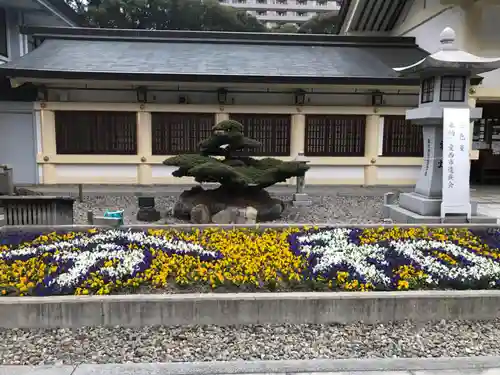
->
[[393, 27, 500, 76]]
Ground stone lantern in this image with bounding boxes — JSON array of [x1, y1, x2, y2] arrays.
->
[[384, 27, 500, 223], [292, 151, 311, 207]]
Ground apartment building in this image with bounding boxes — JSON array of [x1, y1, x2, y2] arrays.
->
[[218, 0, 340, 27]]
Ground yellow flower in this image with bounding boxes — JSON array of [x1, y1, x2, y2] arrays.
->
[[1, 226, 495, 296]]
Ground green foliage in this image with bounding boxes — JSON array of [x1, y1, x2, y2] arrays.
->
[[199, 120, 261, 156], [298, 11, 338, 34], [272, 23, 299, 33], [163, 120, 309, 188], [213, 119, 244, 133], [163, 154, 213, 170], [67, 0, 267, 32], [66, 0, 338, 33]]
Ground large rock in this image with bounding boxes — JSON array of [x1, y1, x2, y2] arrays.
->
[[211, 206, 257, 224], [172, 186, 283, 223], [239, 206, 258, 224], [257, 202, 283, 222], [173, 200, 191, 220], [212, 207, 239, 224], [190, 204, 211, 224]]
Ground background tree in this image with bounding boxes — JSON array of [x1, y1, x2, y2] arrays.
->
[[66, 0, 267, 32], [272, 22, 299, 33], [298, 11, 338, 34]]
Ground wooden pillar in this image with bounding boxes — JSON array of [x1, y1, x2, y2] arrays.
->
[[40, 109, 57, 184], [137, 111, 152, 184], [364, 114, 381, 186], [216, 112, 229, 123], [290, 113, 306, 157]]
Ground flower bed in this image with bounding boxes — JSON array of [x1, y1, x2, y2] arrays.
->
[[1, 227, 500, 296]]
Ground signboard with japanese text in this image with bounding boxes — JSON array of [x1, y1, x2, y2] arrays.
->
[[441, 108, 472, 219]]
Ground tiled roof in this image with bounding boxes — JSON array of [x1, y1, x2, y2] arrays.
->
[[0, 26, 429, 85]]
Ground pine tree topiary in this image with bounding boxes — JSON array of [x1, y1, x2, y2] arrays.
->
[[163, 119, 309, 189]]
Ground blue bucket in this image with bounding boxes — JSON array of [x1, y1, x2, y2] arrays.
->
[[103, 210, 124, 225]]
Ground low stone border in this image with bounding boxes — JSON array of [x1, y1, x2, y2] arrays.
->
[[2, 224, 500, 330], [5, 357, 500, 375], [1, 290, 500, 329]]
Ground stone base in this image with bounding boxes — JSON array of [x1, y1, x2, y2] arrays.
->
[[136, 208, 161, 222], [384, 204, 497, 224], [91, 217, 122, 227], [292, 193, 312, 207], [174, 186, 284, 222], [399, 192, 478, 217]]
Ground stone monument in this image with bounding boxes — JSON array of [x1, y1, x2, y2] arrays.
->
[[136, 196, 161, 222], [384, 27, 500, 223]]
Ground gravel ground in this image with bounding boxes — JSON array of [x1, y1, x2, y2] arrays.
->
[[74, 194, 386, 224], [0, 320, 499, 365]]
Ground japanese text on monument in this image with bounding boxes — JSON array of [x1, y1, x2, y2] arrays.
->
[[444, 120, 468, 189]]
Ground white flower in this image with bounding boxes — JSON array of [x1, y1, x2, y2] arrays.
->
[[296, 229, 500, 286], [297, 228, 391, 286], [1, 230, 216, 290], [391, 239, 500, 283]]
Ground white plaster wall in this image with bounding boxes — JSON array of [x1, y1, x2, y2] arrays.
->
[[153, 165, 363, 184], [55, 165, 138, 183], [307, 165, 364, 181], [471, 5, 500, 89], [395, 3, 500, 89], [152, 165, 177, 179], [48, 88, 419, 107], [151, 165, 196, 184], [377, 166, 421, 182], [476, 5, 500, 44], [399, 6, 466, 53]]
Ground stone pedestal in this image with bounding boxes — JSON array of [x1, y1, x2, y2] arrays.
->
[[384, 125, 494, 223], [396, 125, 445, 217], [136, 196, 161, 222], [292, 193, 312, 207], [137, 207, 161, 222]]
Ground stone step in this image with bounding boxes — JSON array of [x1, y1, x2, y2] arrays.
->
[[384, 204, 498, 224]]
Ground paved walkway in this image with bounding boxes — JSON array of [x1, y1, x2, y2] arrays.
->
[[18, 183, 415, 196], [3, 357, 500, 374], [18, 183, 500, 197], [471, 188, 500, 223], [18, 184, 500, 223]]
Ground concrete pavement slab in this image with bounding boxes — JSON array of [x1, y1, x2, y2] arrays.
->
[[4, 358, 500, 375], [477, 203, 500, 222], [72, 367, 413, 375], [70, 358, 500, 375], [0, 365, 76, 375], [275, 374, 408, 375], [413, 371, 495, 375]]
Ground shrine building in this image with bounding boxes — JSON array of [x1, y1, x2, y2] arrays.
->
[[0, 24, 483, 186]]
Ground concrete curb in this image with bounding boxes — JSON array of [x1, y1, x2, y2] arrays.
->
[[1, 290, 500, 329], [73, 357, 500, 374], [3, 357, 500, 375], [1, 223, 500, 233]]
